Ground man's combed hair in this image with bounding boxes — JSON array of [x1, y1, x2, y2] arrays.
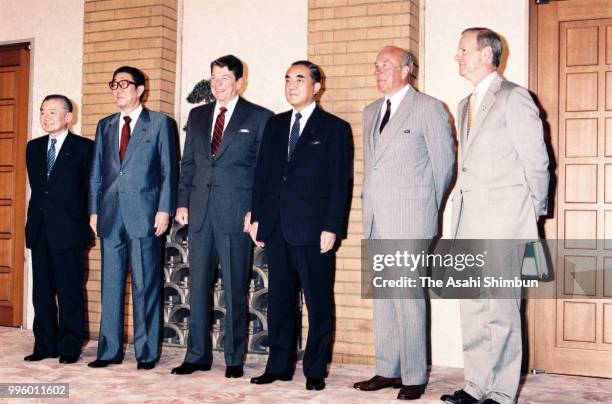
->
[[462, 27, 503, 68], [291, 60, 322, 83], [211, 55, 244, 80], [42, 94, 73, 113]]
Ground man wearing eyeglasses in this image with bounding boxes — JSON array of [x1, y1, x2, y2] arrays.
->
[[354, 46, 455, 400], [88, 66, 178, 370]]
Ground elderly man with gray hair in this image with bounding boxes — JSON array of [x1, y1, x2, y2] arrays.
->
[[354, 46, 455, 400]]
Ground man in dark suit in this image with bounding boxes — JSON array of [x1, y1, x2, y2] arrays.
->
[[249, 60, 350, 391], [88, 66, 178, 370], [24, 94, 93, 364], [171, 55, 272, 377]]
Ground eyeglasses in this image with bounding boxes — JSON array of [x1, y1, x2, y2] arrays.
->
[[108, 80, 136, 90]]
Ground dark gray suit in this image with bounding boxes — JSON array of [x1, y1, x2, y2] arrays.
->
[[177, 97, 272, 366]]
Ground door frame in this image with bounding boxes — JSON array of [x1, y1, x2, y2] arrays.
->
[[0, 42, 30, 327], [528, 0, 612, 377]]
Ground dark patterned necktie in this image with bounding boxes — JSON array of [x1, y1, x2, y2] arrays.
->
[[379, 99, 391, 133], [211, 107, 227, 157], [47, 138, 57, 179], [288, 112, 302, 160], [119, 116, 131, 162]]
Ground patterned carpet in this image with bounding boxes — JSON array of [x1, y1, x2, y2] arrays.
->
[[0, 327, 610, 403]]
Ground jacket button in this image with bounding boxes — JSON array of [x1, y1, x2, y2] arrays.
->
[[282, 176, 287, 181], [462, 167, 467, 172], [206, 184, 210, 188], [43, 191, 48, 195], [212, 163, 216, 167]]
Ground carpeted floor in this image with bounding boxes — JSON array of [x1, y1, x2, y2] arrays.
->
[[0, 327, 610, 403]]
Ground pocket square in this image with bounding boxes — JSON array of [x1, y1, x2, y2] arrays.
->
[[309, 140, 322, 145], [404, 129, 411, 134], [238, 128, 250, 133]]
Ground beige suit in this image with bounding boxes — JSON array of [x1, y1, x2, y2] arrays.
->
[[452, 74, 549, 404]]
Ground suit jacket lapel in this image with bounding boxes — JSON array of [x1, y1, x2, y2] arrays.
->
[[365, 99, 383, 159], [375, 86, 416, 162], [105, 113, 121, 170], [215, 97, 247, 159], [122, 107, 150, 166], [463, 75, 502, 157]]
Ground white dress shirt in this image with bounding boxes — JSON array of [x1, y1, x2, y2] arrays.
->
[[118, 104, 143, 146], [288, 101, 316, 155], [210, 96, 239, 140], [379, 83, 411, 121], [48, 129, 69, 154], [473, 71, 498, 112]]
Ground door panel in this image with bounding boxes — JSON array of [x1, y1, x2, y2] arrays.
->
[[531, 0, 612, 378], [0, 45, 29, 326]]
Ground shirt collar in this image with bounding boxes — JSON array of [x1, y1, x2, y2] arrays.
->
[[473, 71, 498, 102], [215, 96, 239, 115], [292, 101, 316, 122], [120, 104, 143, 124], [385, 83, 411, 106], [48, 129, 68, 149]]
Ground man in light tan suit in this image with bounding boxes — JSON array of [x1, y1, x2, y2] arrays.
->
[[441, 28, 549, 404], [354, 46, 455, 400]]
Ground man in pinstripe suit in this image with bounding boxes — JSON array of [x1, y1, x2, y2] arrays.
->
[[354, 46, 455, 400]]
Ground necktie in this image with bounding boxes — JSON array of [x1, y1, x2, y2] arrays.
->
[[379, 99, 391, 133], [119, 115, 132, 162], [466, 92, 476, 138], [47, 138, 57, 178], [211, 107, 227, 157], [288, 112, 302, 160]]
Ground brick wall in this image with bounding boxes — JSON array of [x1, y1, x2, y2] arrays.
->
[[307, 0, 420, 364], [82, 0, 178, 340]]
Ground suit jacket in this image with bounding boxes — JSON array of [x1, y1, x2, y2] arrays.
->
[[451, 74, 549, 240], [26, 132, 94, 250], [362, 86, 455, 239], [177, 97, 272, 234], [251, 106, 350, 246], [89, 108, 178, 238]]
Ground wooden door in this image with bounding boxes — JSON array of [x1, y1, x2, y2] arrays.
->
[[530, 0, 612, 377], [0, 45, 29, 327]]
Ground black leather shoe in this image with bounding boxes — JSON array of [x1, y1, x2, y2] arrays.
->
[[306, 377, 325, 391], [59, 355, 79, 364], [225, 365, 244, 378], [87, 359, 122, 368], [440, 389, 479, 404], [170, 362, 211, 375], [482, 400, 501, 404], [24, 353, 58, 362], [137, 361, 155, 370], [353, 375, 403, 391], [397, 384, 426, 400], [250, 373, 292, 384]]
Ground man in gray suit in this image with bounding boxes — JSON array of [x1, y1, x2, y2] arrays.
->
[[171, 55, 272, 377], [440, 28, 549, 404], [88, 66, 178, 370], [354, 46, 455, 400]]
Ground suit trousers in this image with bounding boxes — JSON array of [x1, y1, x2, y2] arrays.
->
[[30, 224, 85, 358], [97, 211, 161, 363], [460, 244, 523, 404], [370, 222, 428, 385], [184, 202, 251, 366], [264, 222, 333, 379]]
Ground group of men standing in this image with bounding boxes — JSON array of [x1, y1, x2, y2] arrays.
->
[[24, 26, 548, 404]]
